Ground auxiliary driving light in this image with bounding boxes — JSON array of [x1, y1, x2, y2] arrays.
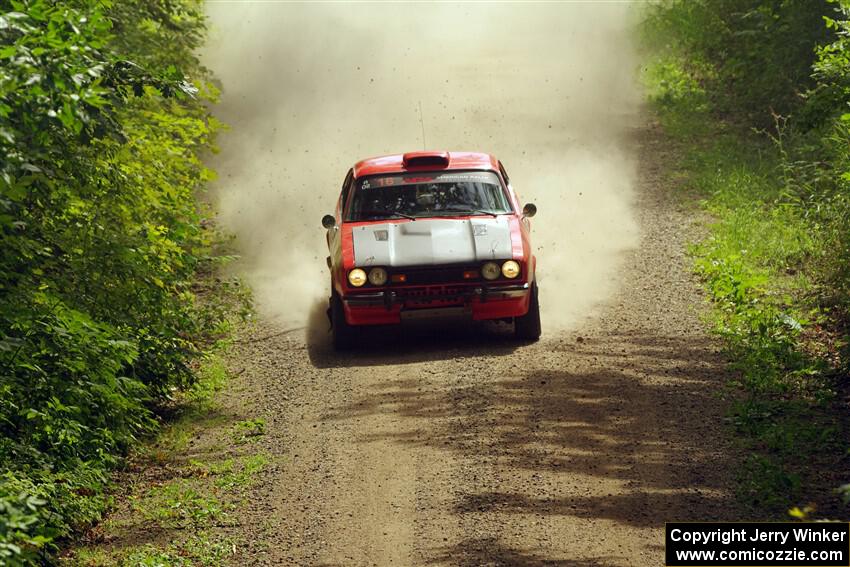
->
[[368, 267, 388, 286], [348, 268, 367, 287], [501, 260, 520, 279], [481, 262, 500, 281]]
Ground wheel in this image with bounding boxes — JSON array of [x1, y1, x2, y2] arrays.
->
[[514, 283, 541, 341], [330, 293, 356, 350]]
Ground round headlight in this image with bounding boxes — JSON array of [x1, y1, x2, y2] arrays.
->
[[481, 262, 500, 281], [501, 260, 520, 279], [348, 268, 367, 287], [368, 267, 388, 286]]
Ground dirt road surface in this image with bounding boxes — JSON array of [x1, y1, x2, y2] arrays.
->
[[212, 123, 737, 566], [200, 4, 738, 565]]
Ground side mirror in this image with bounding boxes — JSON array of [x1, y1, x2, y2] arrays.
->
[[321, 214, 336, 229], [522, 203, 537, 218]]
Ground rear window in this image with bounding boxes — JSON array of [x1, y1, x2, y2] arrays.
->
[[346, 171, 511, 222]]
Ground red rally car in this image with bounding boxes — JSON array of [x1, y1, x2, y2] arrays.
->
[[321, 151, 540, 349]]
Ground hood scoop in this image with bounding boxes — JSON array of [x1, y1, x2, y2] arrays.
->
[[400, 223, 433, 235], [402, 151, 450, 169]]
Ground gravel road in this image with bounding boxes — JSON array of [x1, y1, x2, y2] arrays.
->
[[199, 5, 739, 565], [208, 123, 739, 566]]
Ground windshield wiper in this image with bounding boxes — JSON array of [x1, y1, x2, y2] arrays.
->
[[360, 210, 416, 220], [440, 207, 499, 218]]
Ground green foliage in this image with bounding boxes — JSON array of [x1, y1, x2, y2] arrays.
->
[[231, 419, 266, 444], [66, 354, 248, 565], [671, 117, 836, 513], [188, 453, 269, 491], [121, 533, 234, 567], [66, 355, 259, 565], [71, 532, 234, 567], [0, 0, 239, 563], [642, 0, 833, 126], [188, 355, 229, 408], [839, 484, 850, 505], [214, 454, 268, 490], [133, 480, 229, 529], [737, 454, 802, 510], [643, 0, 850, 516], [0, 467, 109, 565], [0, 480, 49, 565]]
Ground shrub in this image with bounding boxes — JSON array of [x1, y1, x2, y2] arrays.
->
[[0, 0, 231, 562], [642, 0, 850, 515]]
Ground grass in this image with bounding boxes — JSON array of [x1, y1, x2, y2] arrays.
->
[[61, 352, 273, 565], [70, 532, 234, 567], [145, 356, 232, 459], [131, 480, 231, 529], [215, 454, 269, 490], [188, 453, 270, 491], [189, 356, 231, 408], [231, 418, 266, 444], [644, 56, 846, 517]]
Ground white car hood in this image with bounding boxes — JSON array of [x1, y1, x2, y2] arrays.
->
[[351, 217, 513, 267]]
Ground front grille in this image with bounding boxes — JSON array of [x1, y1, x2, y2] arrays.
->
[[391, 266, 476, 285]]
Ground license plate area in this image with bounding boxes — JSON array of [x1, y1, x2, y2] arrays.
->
[[399, 285, 475, 310], [400, 306, 470, 321]]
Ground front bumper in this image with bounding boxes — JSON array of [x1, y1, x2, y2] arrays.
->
[[342, 283, 531, 325]]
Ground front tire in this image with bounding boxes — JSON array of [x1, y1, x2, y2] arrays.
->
[[331, 293, 355, 350], [514, 283, 541, 341]]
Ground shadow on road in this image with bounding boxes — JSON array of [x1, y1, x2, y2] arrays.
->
[[429, 538, 626, 567], [306, 299, 522, 369], [317, 330, 737, 562]]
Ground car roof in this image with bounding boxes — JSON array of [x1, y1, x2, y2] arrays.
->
[[353, 151, 500, 179]]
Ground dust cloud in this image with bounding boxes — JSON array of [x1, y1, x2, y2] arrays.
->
[[202, 2, 641, 332]]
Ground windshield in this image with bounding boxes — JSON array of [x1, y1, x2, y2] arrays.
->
[[346, 170, 511, 221]]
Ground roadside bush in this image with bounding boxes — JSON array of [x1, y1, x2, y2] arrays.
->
[[642, 0, 850, 515], [642, 0, 833, 126], [0, 0, 232, 562]]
